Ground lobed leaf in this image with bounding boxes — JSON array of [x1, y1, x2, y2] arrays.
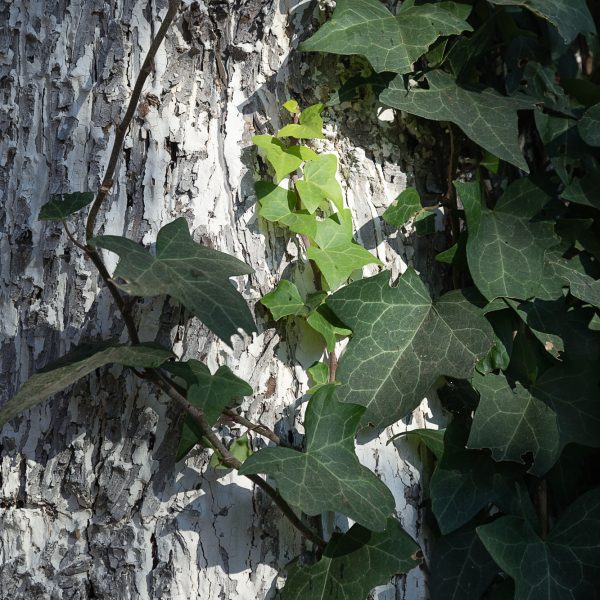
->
[[91, 218, 256, 346], [0, 343, 173, 428], [277, 104, 325, 139], [239, 384, 395, 531], [253, 135, 318, 182], [38, 191, 95, 221]]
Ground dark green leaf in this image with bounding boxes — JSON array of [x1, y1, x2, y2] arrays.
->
[[163, 359, 252, 426], [478, 487, 600, 600], [429, 525, 498, 600], [383, 188, 422, 228], [278, 104, 325, 139], [458, 178, 556, 301], [300, 0, 472, 74], [381, 71, 532, 171], [239, 384, 395, 531], [38, 192, 95, 221], [1, 343, 173, 427], [487, 0, 596, 43], [280, 518, 420, 600], [91, 218, 255, 346], [328, 269, 494, 429], [546, 251, 600, 309]]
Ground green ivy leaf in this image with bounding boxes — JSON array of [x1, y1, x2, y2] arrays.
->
[[260, 280, 307, 320], [0, 343, 173, 427], [239, 384, 395, 531], [578, 102, 600, 147], [382, 188, 422, 228], [469, 372, 560, 476], [469, 362, 600, 476], [487, 0, 596, 43], [306, 305, 352, 352], [300, 0, 472, 74], [307, 362, 330, 393], [256, 182, 317, 238], [429, 525, 498, 600], [296, 154, 344, 213], [547, 251, 600, 309], [283, 99, 301, 115], [328, 269, 494, 429], [430, 421, 537, 534], [253, 135, 318, 182], [91, 218, 255, 346], [210, 433, 252, 470], [162, 359, 252, 426], [478, 487, 600, 600], [280, 518, 420, 599], [38, 192, 95, 221], [176, 417, 206, 462], [306, 211, 382, 290], [388, 428, 445, 461], [458, 178, 557, 301], [381, 71, 532, 171], [277, 104, 325, 139]]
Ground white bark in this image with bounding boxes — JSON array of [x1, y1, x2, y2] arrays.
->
[[0, 1, 438, 598]]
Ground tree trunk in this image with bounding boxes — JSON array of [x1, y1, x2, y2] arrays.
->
[[0, 1, 435, 598]]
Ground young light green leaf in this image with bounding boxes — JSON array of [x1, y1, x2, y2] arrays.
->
[[253, 135, 318, 182], [458, 178, 557, 301], [210, 433, 252, 470], [90, 218, 255, 346], [260, 280, 307, 320], [306, 305, 352, 352], [256, 181, 317, 238], [0, 343, 173, 428], [578, 102, 600, 147], [307, 210, 382, 290], [328, 269, 494, 429], [162, 359, 252, 426], [429, 525, 498, 600], [295, 154, 344, 213], [300, 0, 472, 75], [239, 384, 395, 531], [283, 99, 301, 115], [307, 362, 330, 393], [381, 71, 532, 171], [487, 0, 596, 43], [38, 192, 95, 221], [382, 188, 422, 228], [277, 104, 325, 139], [280, 518, 420, 600], [478, 487, 600, 600]]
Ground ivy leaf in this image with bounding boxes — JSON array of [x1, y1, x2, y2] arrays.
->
[[210, 433, 252, 470], [546, 251, 600, 309], [253, 135, 318, 182], [91, 218, 255, 346], [388, 428, 446, 461], [306, 211, 382, 290], [260, 280, 307, 320], [0, 343, 173, 428], [239, 384, 395, 531], [283, 99, 301, 115], [162, 359, 252, 426], [469, 372, 560, 476], [328, 269, 494, 429], [382, 188, 422, 228], [430, 421, 537, 534], [280, 518, 420, 600], [176, 417, 206, 462], [458, 178, 556, 301], [381, 71, 532, 171], [38, 191, 95, 221], [256, 181, 317, 238], [469, 362, 600, 476], [478, 487, 600, 600], [300, 0, 472, 75], [307, 362, 330, 393], [306, 305, 352, 352], [429, 525, 498, 600], [277, 104, 325, 139], [296, 154, 344, 213], [487, 0, 596, 43], [578, 102, 600, 147]]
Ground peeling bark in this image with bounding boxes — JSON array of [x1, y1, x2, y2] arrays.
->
[[0, 1, 437, 598]]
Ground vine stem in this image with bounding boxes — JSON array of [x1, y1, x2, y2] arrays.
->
[[222, 409, 290, 448], [85, 0, 180, 240]]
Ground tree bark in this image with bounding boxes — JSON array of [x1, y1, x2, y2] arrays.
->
[[0, 1, 435, 598]]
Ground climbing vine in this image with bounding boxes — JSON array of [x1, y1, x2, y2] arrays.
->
[[3, 0, 600, 599]]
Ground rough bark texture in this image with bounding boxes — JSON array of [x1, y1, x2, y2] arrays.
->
[[0, 1, 441, 598]]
